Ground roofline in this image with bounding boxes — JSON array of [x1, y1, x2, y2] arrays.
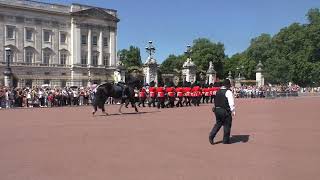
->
[[0, 0, 117, 15], [72, 3, 117, 13], [24, 0, 69, 8]]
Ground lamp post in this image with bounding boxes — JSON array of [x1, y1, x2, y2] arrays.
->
[[145, 41, 156, 59], [236, 65, 244, 80], [184, 45, 192, 59], [4, 47, 13, 87], [143, 41, 158, 85]]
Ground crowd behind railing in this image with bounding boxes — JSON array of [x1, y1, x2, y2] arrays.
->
[[0, 83, 319, 109], [233, 84, 302, 99]]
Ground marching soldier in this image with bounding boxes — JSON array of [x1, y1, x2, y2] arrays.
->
[[148, 81, 156, 107], [175, 82, 184, 107], [183, 82, 192, 106], [138, 87, 147, 107], [165, 82, 175, 108], [156, 83, 165, 109], [203, 85, 211, 104], [191, 82, 201, 106], [209, 79, 236, 145]]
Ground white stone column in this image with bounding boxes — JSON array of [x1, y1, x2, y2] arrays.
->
[[109, 28, 116, 66], [186, 69, 190, 82], [71, 18, 81, 65], [98, 31, 103, 66], [256, 72, 264, 87], [87, 28, 92, 67]]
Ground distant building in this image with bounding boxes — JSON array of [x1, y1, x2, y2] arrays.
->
[[0, 0, 119, 87]]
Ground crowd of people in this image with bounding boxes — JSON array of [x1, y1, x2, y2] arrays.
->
[[233, 84, 300, 98], [0, 86, 93, 109], [0, 82, 306, 110]]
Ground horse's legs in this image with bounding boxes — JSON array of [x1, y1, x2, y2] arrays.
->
[[101, 104, 109, 116], [92, 105, 97, 116], [131, 99, 138, 112], [119, 103, 124, 114]]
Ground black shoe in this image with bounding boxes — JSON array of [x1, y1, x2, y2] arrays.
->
[[209, 136, 214, 145], [222, 141, 230, 144]]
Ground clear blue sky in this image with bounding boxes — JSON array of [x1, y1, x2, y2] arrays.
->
[[44, 0, 320, 63]]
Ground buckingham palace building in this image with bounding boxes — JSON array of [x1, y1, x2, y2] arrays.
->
[[0, 0, 119, 87]]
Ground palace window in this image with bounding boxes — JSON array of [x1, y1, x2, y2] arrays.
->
[[25, 49, 33, 63], [103, 55, 109, 66], [43, 30, 51, 42], [44, 79, 50, 85], [60, 33, 67, 44], [60, 53, 67, 65], [103, 37, 108, 47], [6, 25, 15, 39], [92, 36, 97, 46], [92, 54, 98, 66], [26, 28, 33, 41], [81, 54, 87, 65], [43, 51, 50, 64], [81, 35, 87, 45]]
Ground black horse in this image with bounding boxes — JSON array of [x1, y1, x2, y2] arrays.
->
[[92, 79, 142, 116]]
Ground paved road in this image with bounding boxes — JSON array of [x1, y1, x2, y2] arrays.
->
[[0, 97, 320, 180]]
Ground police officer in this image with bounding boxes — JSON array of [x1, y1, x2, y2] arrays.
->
[[209, 79, 235, 145]]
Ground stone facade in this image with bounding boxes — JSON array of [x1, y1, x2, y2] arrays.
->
[[143, 57, 158, 85], [182, 57, 196, 83], [206, 61, 216, 85], [255, 60, 264, 87], [0, 0, 119, 87]]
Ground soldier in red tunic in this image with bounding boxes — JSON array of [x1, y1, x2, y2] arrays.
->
[[156, 82, 165, 109], [204, 85, 211, 104], [138, 87, 147, 107], [175, 82, 184, 107], [148, 81, 156, 107], [191, 82, 201, 106], [165, 82, 176, 108], [183, 82, 192, 106]]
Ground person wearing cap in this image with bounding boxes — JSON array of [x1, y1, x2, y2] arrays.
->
[[209, 79, 236, 145]]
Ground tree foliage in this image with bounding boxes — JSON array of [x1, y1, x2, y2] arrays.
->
[[118, 46, 142, 68], [227, 8, 320, 86], [160, 38, 226, 78], [191, 38, 226, 77]]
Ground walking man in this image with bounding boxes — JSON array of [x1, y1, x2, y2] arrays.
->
[[209, 79, 235, 145]]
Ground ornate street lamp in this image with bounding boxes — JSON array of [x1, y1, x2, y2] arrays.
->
[[184, 44, 192, 59], [145, 41, 156, 58], [236, 65, 244, 79]]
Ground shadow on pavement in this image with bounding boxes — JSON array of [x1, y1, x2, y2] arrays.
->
[[97, 111, 161, 117], [214, 135, 250, 145]]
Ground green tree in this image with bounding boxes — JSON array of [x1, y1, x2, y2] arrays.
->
[[307, 8, 320, 25], [191, 38, 226, 77], [159, 54, 185, 74], [118, 46, 142, 68]]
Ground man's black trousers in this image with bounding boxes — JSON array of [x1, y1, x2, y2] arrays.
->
[[209, 108, 232, 143]]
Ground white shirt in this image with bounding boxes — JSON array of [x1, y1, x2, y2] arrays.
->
[[221, 86, 235, 112]]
